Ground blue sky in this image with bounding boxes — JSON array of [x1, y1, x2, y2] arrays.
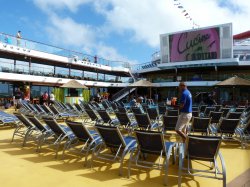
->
[[0, 0, 249, 64]]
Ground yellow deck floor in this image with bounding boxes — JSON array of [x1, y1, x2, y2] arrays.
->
[[0, 109, 249, 187]]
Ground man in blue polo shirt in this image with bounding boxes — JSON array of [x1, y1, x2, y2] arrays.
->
[[175, 82, 192, 142]]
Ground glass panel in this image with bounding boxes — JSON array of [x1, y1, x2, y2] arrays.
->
[[84, 71, 97, 81], [0, 58, 14, 72], [30, 63, 54, 76], [16, 60, 29, 74], [55, 67, 69, 78]]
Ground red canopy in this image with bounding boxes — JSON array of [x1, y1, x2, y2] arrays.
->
[[233, 30, 250, 40]]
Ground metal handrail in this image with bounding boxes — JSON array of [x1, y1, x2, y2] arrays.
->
[[0, 32, 131, 68]]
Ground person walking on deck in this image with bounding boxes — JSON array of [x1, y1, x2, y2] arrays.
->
[[175, 82, 192, 142]]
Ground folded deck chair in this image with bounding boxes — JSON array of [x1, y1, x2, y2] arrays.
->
[[91, 125, 137, 176], [64, 121, 102, 165], [178, 135, 226, 187], [128, 130, 176, 186], [42, 117, 75, 158]]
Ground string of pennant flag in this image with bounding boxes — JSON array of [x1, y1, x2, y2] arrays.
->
[[173, 0, 200, 28]]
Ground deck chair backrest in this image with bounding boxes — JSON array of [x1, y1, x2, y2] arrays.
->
[[220, 108, 230, 117], [85, 109, 98, 121], [192, 117, 211, 132], [186, 135, 221, 162], [41, 105, 52, 114], [26, 115, 47, 132], [134, 113, 151, 129], [199, 105, 207, 113], [219, 119, 240, 134], [192, 107, 199, 111], [83, 103, 92, 110], [227, 112, 242, 119], [118, 106, 127, 113], [115, 112, 130, 126], [74, 103, 84, 112], [163, 116, 178, 131], [66, 121, 93, 142], [158, 105, 167, 115], [102, 101, 109, 109], [142, 104, 149, 112], [192, 111, 199, 117], [95, 125, 125, 148], [92, 102, 100, 109], [43, 118, 65, 136], [235, 108, 245, 113], [214, 105, 222, 112], [204, 107, 215, 117], [146, 108, 159, 120], [209, 112, 223, 123], [34, 104, 43, 113], [14, 113, 33, 128], [135, 130, 165, 155], [49, 105, 59, 115], [97, 110, 112, 123], [111, 103, 118, 111], [66, 103, 74, 110], [27, 103, 38, 113], [166, 110, 179, 116], [132, 107, 143, 114]]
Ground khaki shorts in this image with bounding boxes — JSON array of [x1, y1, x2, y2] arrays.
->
[[175, 113, 192, 131]]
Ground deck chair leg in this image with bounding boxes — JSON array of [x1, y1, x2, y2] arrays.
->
[[84, 142, 94, 167], [22, 129, 32, 147], [119, 150, 127, 176], [178, 152, 183, 187], [127, 151, 134, 178], [164, 160, 168, 186]]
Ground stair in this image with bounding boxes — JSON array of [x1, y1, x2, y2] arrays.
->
[[111, 87, 136, 102], [111, 68, 137, 102]]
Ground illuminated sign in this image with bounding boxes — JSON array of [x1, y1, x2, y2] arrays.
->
[[169, 27, 220, 62]]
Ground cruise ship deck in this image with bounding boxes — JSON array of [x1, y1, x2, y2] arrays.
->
[[0, 108, 249, 187]]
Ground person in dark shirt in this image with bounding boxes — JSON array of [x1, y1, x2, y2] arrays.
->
[[14, 88, 23, 110], [175, 82, 192, 142]]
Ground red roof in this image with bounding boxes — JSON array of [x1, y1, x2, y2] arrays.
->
[[233, 30, 250, 40]]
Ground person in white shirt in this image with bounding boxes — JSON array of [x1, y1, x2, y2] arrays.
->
[[49, 92, 55, 105], [16, 31, 21, 46]]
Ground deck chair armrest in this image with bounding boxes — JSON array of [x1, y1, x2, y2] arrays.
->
[[218, 151, 227, 185]]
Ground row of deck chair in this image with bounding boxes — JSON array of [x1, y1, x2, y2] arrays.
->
[[11, 113, 226, 187], [19, 101, 79, 120]]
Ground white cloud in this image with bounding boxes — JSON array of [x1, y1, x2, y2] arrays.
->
[[32, 0, 250, 62], [93, 0, 250, 48], [33, 0, 90, 13]]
